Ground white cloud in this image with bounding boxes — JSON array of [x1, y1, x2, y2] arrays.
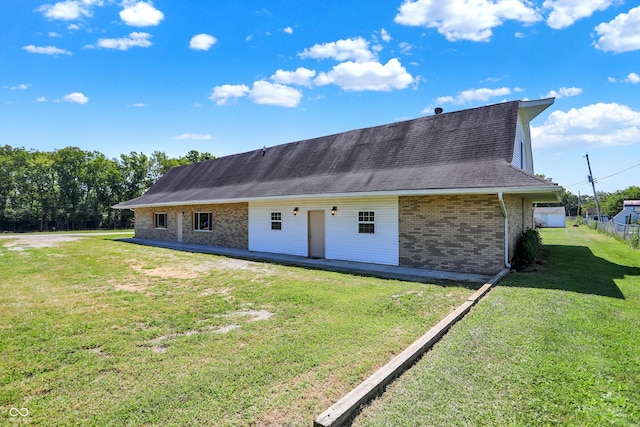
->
[[48, 32, 62, 37], [299, 37, 375, 62], [37, 0, 96, 20], [270, 67, 316, 87], [120, 1, 164, 27], [92, 32, 152, 50], [544, 86, 583, 98], [173, 133, 212, 141], [314, 58, 414, 92], [531, 103, 640, 148], [36, 97, 47, 102], [190, 33, 217, 51], [130, 102, 146, 107], [594, 6, 640, 53], [209, 84, 250, 105], [544, 0, 615, 29], [394, 0, 541, 42], [380, 28, 392, 42], [283, 26, 293, 34], [22, 45, 72, 55], [515, 31, 526, 38], [62, 92, 89, 104], [68, 23, 80, 30], [4, 84, 29, 90], [435, 87, 511, 105], [249, 81, 302, 108], [399, 41, 413, 54], [625, 72, 640, 83]]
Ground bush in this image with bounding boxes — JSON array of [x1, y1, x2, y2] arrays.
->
[[631, 228, 640, 250], [514, 228, 542, 267]]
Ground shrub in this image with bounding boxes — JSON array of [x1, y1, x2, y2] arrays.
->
[[631, 228, 640, 250], [514, 228, 542, 267]]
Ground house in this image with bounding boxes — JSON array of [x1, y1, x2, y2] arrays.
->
[[534, 206, 566, 228], [113, 99, 561, 275], [613, 201, 640, 225]]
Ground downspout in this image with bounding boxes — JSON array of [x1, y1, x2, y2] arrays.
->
[[498, 193, 511, 268]]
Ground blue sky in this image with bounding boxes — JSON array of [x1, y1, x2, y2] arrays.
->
[[1, 0, 639, 194]]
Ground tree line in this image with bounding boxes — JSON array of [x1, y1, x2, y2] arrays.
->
[[1, 145, 638, 232], [0, 145, 212, 232], [537, 175, 640, 221]]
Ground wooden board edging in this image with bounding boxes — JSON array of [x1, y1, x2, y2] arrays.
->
[[314, 268, 510, 427]]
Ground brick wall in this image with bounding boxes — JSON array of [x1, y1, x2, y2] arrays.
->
[[399, 195, 505, 274], [133, 203, 248, 249], [504, 195, 534, 262]]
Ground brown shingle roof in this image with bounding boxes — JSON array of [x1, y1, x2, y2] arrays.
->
[[115, 100, 559, 208]]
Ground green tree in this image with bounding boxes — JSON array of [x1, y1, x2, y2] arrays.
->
[[600, 186, 640, 218], [182, 149, 213, 164], [25, 150, 58, 231]]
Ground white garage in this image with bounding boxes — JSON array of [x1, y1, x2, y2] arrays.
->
[[534, 206, 566, 228]]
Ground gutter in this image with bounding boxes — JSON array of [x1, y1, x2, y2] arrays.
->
[[498, 192, 511, 269], [112, 186, 562, 210]]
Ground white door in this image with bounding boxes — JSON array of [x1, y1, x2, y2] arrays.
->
[[308, 210, 325, 258], [176, 212, 183, 243]]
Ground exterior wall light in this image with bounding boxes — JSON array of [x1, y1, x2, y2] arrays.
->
[[331, 206, 337, 216], [293, 207, 299, 216]]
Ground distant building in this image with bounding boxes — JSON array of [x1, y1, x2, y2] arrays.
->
[[534, 206, 566, 228], [613, 201, 640, 225]]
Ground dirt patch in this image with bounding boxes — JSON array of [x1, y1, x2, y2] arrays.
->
[[145, 308, 274, 352], [126, 257, 274, 280], [128, 261, 200, 279], [113, 282, 150, 295], [87, 347, 110, 357], [235, 310, 274, 322], [213, 325, 241, 334], [0, 235, 82, 251]]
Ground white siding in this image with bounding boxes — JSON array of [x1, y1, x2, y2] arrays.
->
[[512, 117, 526, 170], [249, 196, 399, 265]]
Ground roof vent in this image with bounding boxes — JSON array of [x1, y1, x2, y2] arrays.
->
[[434, 107, 443, 115]]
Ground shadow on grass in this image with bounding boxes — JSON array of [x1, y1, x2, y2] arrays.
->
[[505, 244, 638, 299]]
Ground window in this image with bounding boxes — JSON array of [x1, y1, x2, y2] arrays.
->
[[194, 212, 212, 231], [358, 211, 375, 234], [154, 213, 167, 229], [271, 212, 282, 230]]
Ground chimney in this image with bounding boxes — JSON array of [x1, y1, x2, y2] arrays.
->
[[434, 107, 443, 115]]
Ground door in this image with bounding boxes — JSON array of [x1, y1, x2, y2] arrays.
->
[[308, 210, 325, 258], [176, 212, 183, 243]]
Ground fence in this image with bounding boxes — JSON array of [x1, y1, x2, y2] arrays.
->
[[588, 220, 640, 246]]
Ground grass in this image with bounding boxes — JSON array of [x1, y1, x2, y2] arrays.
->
[[0, 233, 476, 426], [354, 225, 640, 426]]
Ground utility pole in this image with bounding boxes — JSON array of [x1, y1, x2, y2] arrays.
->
[[584, 153, 601, 221]]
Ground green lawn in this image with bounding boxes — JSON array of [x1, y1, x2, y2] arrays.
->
[[354, 226, 640, 426], [0, 234, 476, 426]]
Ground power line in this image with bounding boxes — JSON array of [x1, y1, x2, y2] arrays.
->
[[566, 162, 640, 188], [596, 162, 640, 182]]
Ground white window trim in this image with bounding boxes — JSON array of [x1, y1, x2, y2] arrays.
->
[[271, 211, 282, 231], [358, 211, 375, 234]]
